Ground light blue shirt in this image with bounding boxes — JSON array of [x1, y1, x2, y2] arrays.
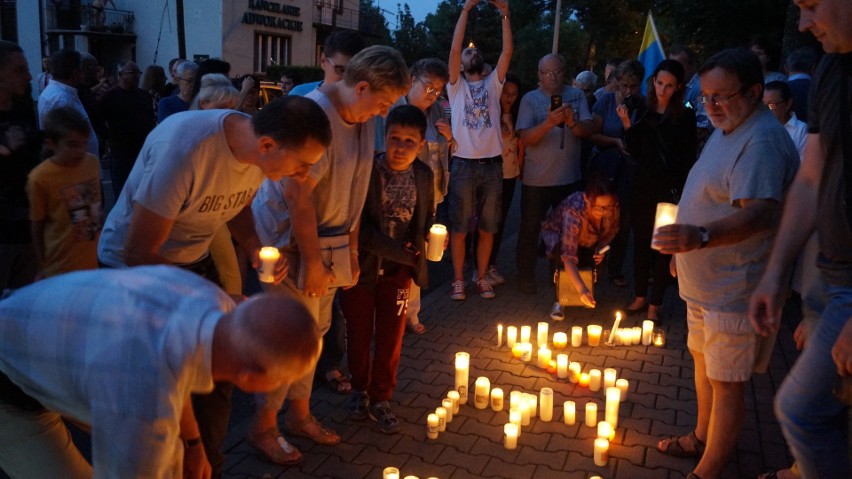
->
[[37, 79, 99, 156]]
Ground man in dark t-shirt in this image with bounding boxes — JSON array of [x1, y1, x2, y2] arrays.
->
[[749, 1, 852, 477]]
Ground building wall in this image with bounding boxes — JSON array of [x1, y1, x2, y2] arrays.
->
[[18, 1, 43, 97]]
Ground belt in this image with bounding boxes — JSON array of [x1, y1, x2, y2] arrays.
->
[[454, 155, 502, 164]]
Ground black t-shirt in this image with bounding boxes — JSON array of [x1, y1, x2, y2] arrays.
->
[[811, 53, 852, 286], [0, 98, 42, 243]]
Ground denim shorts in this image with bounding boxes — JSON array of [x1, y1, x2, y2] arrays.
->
[[448, 157, 503, 234]]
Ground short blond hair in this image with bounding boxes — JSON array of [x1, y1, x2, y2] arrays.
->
[[343, 45, 410, 95]]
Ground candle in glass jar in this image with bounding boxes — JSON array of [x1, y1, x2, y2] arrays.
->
[[603, 368, 617, 389], [585, 402, 598, 427], [597, 420, 615, 441], [537, 347, 552, 369], [632, 326, 642, 345], [537, 322, 549, 347], [509, 390, 522, 410], [447, 390, 460, 413], [520, 342, 533, 362], [546, 360, 557, 374], [507, 326, 518, 348], [579, 372, 590, 388], [571, 326, 583, 347], [497, 324, 503, 348], [589, 369, 602, 392], [435, 407, 447, 431], [491, 387, 504, 411], [426, 224, 447, 261], [426, 413, 439, 439], [616, 378, 629, 402], [441, 398, 454, 422], [509, 407, 522, 427], [556, 354, 569, 379], [383, 467, 400, 479], [553, 332, 568, 349], [504, 423, 519, 450], [651, 202, 678, 250], [540, 387, 554, 422], [257, 247, 280, 283], [587, 325, 603, 346], [594, 438, 609, 466], [525, 393, 537, 418], [569, 362, 581, 383], [454, 352, 470, 404], [563, 400, 576, 425], [520, 325, 531, 344], [605, 386, 621, 428], [474, 377, 490, 410], [519, 400, 531, 426], [511, 343, 522, 358], [642, 320, 654, 346], [653, 328, 666, 347]]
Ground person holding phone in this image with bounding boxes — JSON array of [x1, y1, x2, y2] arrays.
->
[[515, 53, 593, 295]]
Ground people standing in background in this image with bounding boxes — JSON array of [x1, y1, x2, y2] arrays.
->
[[784, 46, 817, 123], [289, 30, 365, 97], [37, 56, 51, 95], [763, 80, 807, 161], [38, 49, 99, 158], [141, 65, 167, 117], [157, 60, 197, 123]]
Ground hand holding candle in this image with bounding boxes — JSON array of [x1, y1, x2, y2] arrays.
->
[[257, 246, 283, 283], [651, 202, 678, 250]]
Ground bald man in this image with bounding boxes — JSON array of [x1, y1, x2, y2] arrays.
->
[[0, 265, 320, 479]]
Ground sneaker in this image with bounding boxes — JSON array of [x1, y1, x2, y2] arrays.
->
[[369, 400, 401, 434], [550, 301, 564, 321], [476, 278, 496, 299], [450, 280, 466, 300], [348, 390, 369, 421], [486, 265, 506, 286]]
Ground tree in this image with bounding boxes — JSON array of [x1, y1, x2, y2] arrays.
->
[[359, 0, 392, 46], [392, 3, 432, 64]]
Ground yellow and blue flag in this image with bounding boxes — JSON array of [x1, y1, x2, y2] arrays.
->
[[637, 12, 664, 94]]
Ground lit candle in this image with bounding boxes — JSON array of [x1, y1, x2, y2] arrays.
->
[[426, 413, 439, 439], [579, 372, 590, 388], [491, 387, 504, 412], [585, 402, 598, 427], [525, 393, 537, 418], [504, 423, 519, 450], [540, 388, 554, 422], [563, 400, 576, 425], [589, 369, 602, 392], [651, 202, 678, 250], [569, 362, 581, 383], [603, 368, 617, 389], [519, 400, 531, 426], [587, 325, 602, 346], [520, 342, 532, 362], [509, 407, 522, 427], [607, 311, 623, 345], [597, 420, 615, 441], [616, 378, 629, 402], [507, 326, 518, 348], [426, 224, 447, 261], [546, 360, 557, 374], [557, 354, 569, 379], [497, 324, 503, 348], [435, 407, 447, 432], [383, 467, 400, 479], [537, 322, 549, 348], [403, 476, 419, 479], [447, 391, 460, 414], [605, 386, 621, 428], [553, 332, 568, 349], [632, 326, 642, 345], [642, 320, 654, 346], [442, 398, 454, 422], [257, 246, 280, 283], [653, 328, 666, 347], [520, 325, 531, 344], [537, 347, 552, 369], [511, 343, 522, 358], [594, 438, 609, 466], [474, 376, 490, 410], [571, 326, 583, 347], [454, 352, 470, 404], [509, 390, 522, 410]]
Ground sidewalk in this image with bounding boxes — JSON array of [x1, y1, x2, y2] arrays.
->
[[221, 188, 799, 479]]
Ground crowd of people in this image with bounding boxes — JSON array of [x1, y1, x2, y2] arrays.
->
[[0, 0, 851, 477]]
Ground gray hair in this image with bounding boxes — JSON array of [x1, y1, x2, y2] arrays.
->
[[175, 60, 198, 78], [190, 73, 239, 110], [574, 71, 598, 89]]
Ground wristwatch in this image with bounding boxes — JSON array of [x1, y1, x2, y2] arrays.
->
[[698, 226, 710, 249]]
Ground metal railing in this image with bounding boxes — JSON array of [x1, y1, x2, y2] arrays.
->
[[313, 1, 359, 31], [45, 3, 134, 34]]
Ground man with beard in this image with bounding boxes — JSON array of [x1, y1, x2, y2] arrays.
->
[[446, 0, 513, 301]]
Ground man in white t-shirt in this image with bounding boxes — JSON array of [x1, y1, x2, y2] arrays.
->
[[763, 80, 807, 161], [446, 0, 513, 301]]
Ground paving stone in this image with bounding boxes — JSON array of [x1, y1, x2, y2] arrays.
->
[[435, 445, 490, 475]]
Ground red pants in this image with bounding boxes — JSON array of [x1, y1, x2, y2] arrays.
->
[[340, 271, 411, 402]]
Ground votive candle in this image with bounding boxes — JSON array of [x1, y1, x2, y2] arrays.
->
[[383, 467, 400, 479], [563, 400, 576, 425], [507, 326, 518, 348], [569, 362, 581, 383], [605, 386, 621, 428], [520, 325, 531, 343], [454, 352, 470, 404], [597, 420, 615, 441], [435, 407, 447, 432], [616, 378, 629, 402], [504, 423, 519, 450], [594, 438, 609, 466], [557, 354, 569, 379], [474, 376, 490, 410], [520, 342, 532, 362], [491, 387, 504, 411], [441, 398, 454, 422], [585, 402, 598, 427], [579, 372, 590, 388], [537, 347, 552, 369], [571, 326, 583, 347], [537, 321, 549, 347], [426, 413, 439, 439], [553, 332, 568, 349], [540, 387, 553, 422], [587, 325, 603, 346], [642, 320, 654, 346], [447, 390, 460, 414], [589, 369, 602, 392], [603, 368, 617, 389], [257, 246, 280, 283]]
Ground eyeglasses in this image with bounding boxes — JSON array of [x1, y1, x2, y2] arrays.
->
[[417, 78, 443, 98], [699, 92, 741, 107], [540, 69, 564, 79], [765, 100, 785, 111], [177, 76, 194, 83], [325, 57, 346, 76]]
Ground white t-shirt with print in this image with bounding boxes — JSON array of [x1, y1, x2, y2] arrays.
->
[[448, 72, 504, 159]]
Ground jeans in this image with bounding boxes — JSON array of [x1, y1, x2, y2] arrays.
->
[[775, 285, 852, 478], [490, 177, 517, 266], [448, 159, 503, 234], [515, 182, 581, 283]]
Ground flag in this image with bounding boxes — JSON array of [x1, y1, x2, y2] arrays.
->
[[637, 12, 665, 95]]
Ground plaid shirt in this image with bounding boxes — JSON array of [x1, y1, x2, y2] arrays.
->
[[541, 191, 619, 264]]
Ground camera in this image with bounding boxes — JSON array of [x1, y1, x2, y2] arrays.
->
[[621, 94, 643, 113]]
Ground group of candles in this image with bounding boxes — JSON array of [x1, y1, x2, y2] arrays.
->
[[381, 468, 438, 479]]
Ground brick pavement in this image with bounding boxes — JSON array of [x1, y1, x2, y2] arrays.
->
[[221, 192, 800, 479]]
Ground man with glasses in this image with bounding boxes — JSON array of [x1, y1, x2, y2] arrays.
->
[[516, 53, 593, 301], [289, 30, 365, 97], [446, 0, 513, 301], [157, 60, 197, 123], [763, 80, 807, 161], [98, 60, 155, 197], [652, 48, 799, 479]]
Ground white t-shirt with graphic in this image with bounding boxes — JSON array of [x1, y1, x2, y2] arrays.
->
[[448, 72, 504, 159]]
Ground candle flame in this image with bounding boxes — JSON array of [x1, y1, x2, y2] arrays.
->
[[468, 41, 476, 48]]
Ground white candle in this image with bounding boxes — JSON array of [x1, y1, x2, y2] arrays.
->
[[605, 386, 621, 428], [257, 246, 280, 283], [616, 378, 629, 402], [642, 320, 654, 345], [509, 390, 522, 410], [455, 352, 470, 404], [435, 407, 447, 432], [633, 326, 642, 345], [585, 402, 598, 427], [519, 400, 531, 426], [447, 391, 460, 414], [597, 420, 615, 441], [571, 326, 583, 347], [383, 467, 400, 479], [651, 202, 678, 250], [537, 347, 552, 369], [607, 311, 623, 345], [520, 325, 531, 344], [563, 400, 576, 425], [426, 224, 447, 261], [403, 476, 419, 479], [553, 332, 568, 349], [556, 354, 569, 379], [426, 413, 439, 439], [540, 388, 553, 422], [509, 406, 522, 427], [497, 324, 503, 348], [589, 369, 602, 392], [603, 368, 617, 389], [491, 387, 504, 411], [520, 342, 532, 362], [525, 393, 537, 418], [568, 362, 581, 383], [594, 438, 609, 466], [537, 321, 549, 348], [442, 398, 454, 422], [504, 423, 519, 450], [587, 325, 602, 346], [507, 326, 518, 348], [474, 376, 490, 410]]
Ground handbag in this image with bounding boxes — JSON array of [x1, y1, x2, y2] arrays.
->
[[297, 234, 355, 289], [554, 268, 596, 307]]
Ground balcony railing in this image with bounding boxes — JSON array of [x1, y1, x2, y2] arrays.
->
[[45, 3, 134, 35], [313, 1, 359, 31]]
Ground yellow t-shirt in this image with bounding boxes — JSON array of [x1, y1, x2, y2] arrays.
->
[[26, 154, 102, 277]]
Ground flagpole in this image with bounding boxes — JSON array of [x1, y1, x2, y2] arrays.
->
[[552, 0, 562, 54]]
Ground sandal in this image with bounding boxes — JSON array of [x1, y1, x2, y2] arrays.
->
[[406, 322, 426, 334], [325, 369, 352, 394], [657, 430, 706, 458], [369, 400, 401, 434], [247, 428, 303, 466], [284, 415, 341, 446]]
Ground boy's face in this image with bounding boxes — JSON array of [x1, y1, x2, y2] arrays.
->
[[384, 124, 424, 171], [49, 131, 89, 165]]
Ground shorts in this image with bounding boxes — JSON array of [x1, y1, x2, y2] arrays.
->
[[448, 157, 503, 234], [685, 302, 776, 382]]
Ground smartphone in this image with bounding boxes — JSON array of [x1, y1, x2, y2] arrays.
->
[[550, 94, 563, 111]]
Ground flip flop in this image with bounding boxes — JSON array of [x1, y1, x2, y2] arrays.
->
[[247, 429, 303, 465], [325, 369, 352, 394], [284, 415, 341, 446]]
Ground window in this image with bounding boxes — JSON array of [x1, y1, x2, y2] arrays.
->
[[0, 0, 17, 42], [254, 32, 290, 73]]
